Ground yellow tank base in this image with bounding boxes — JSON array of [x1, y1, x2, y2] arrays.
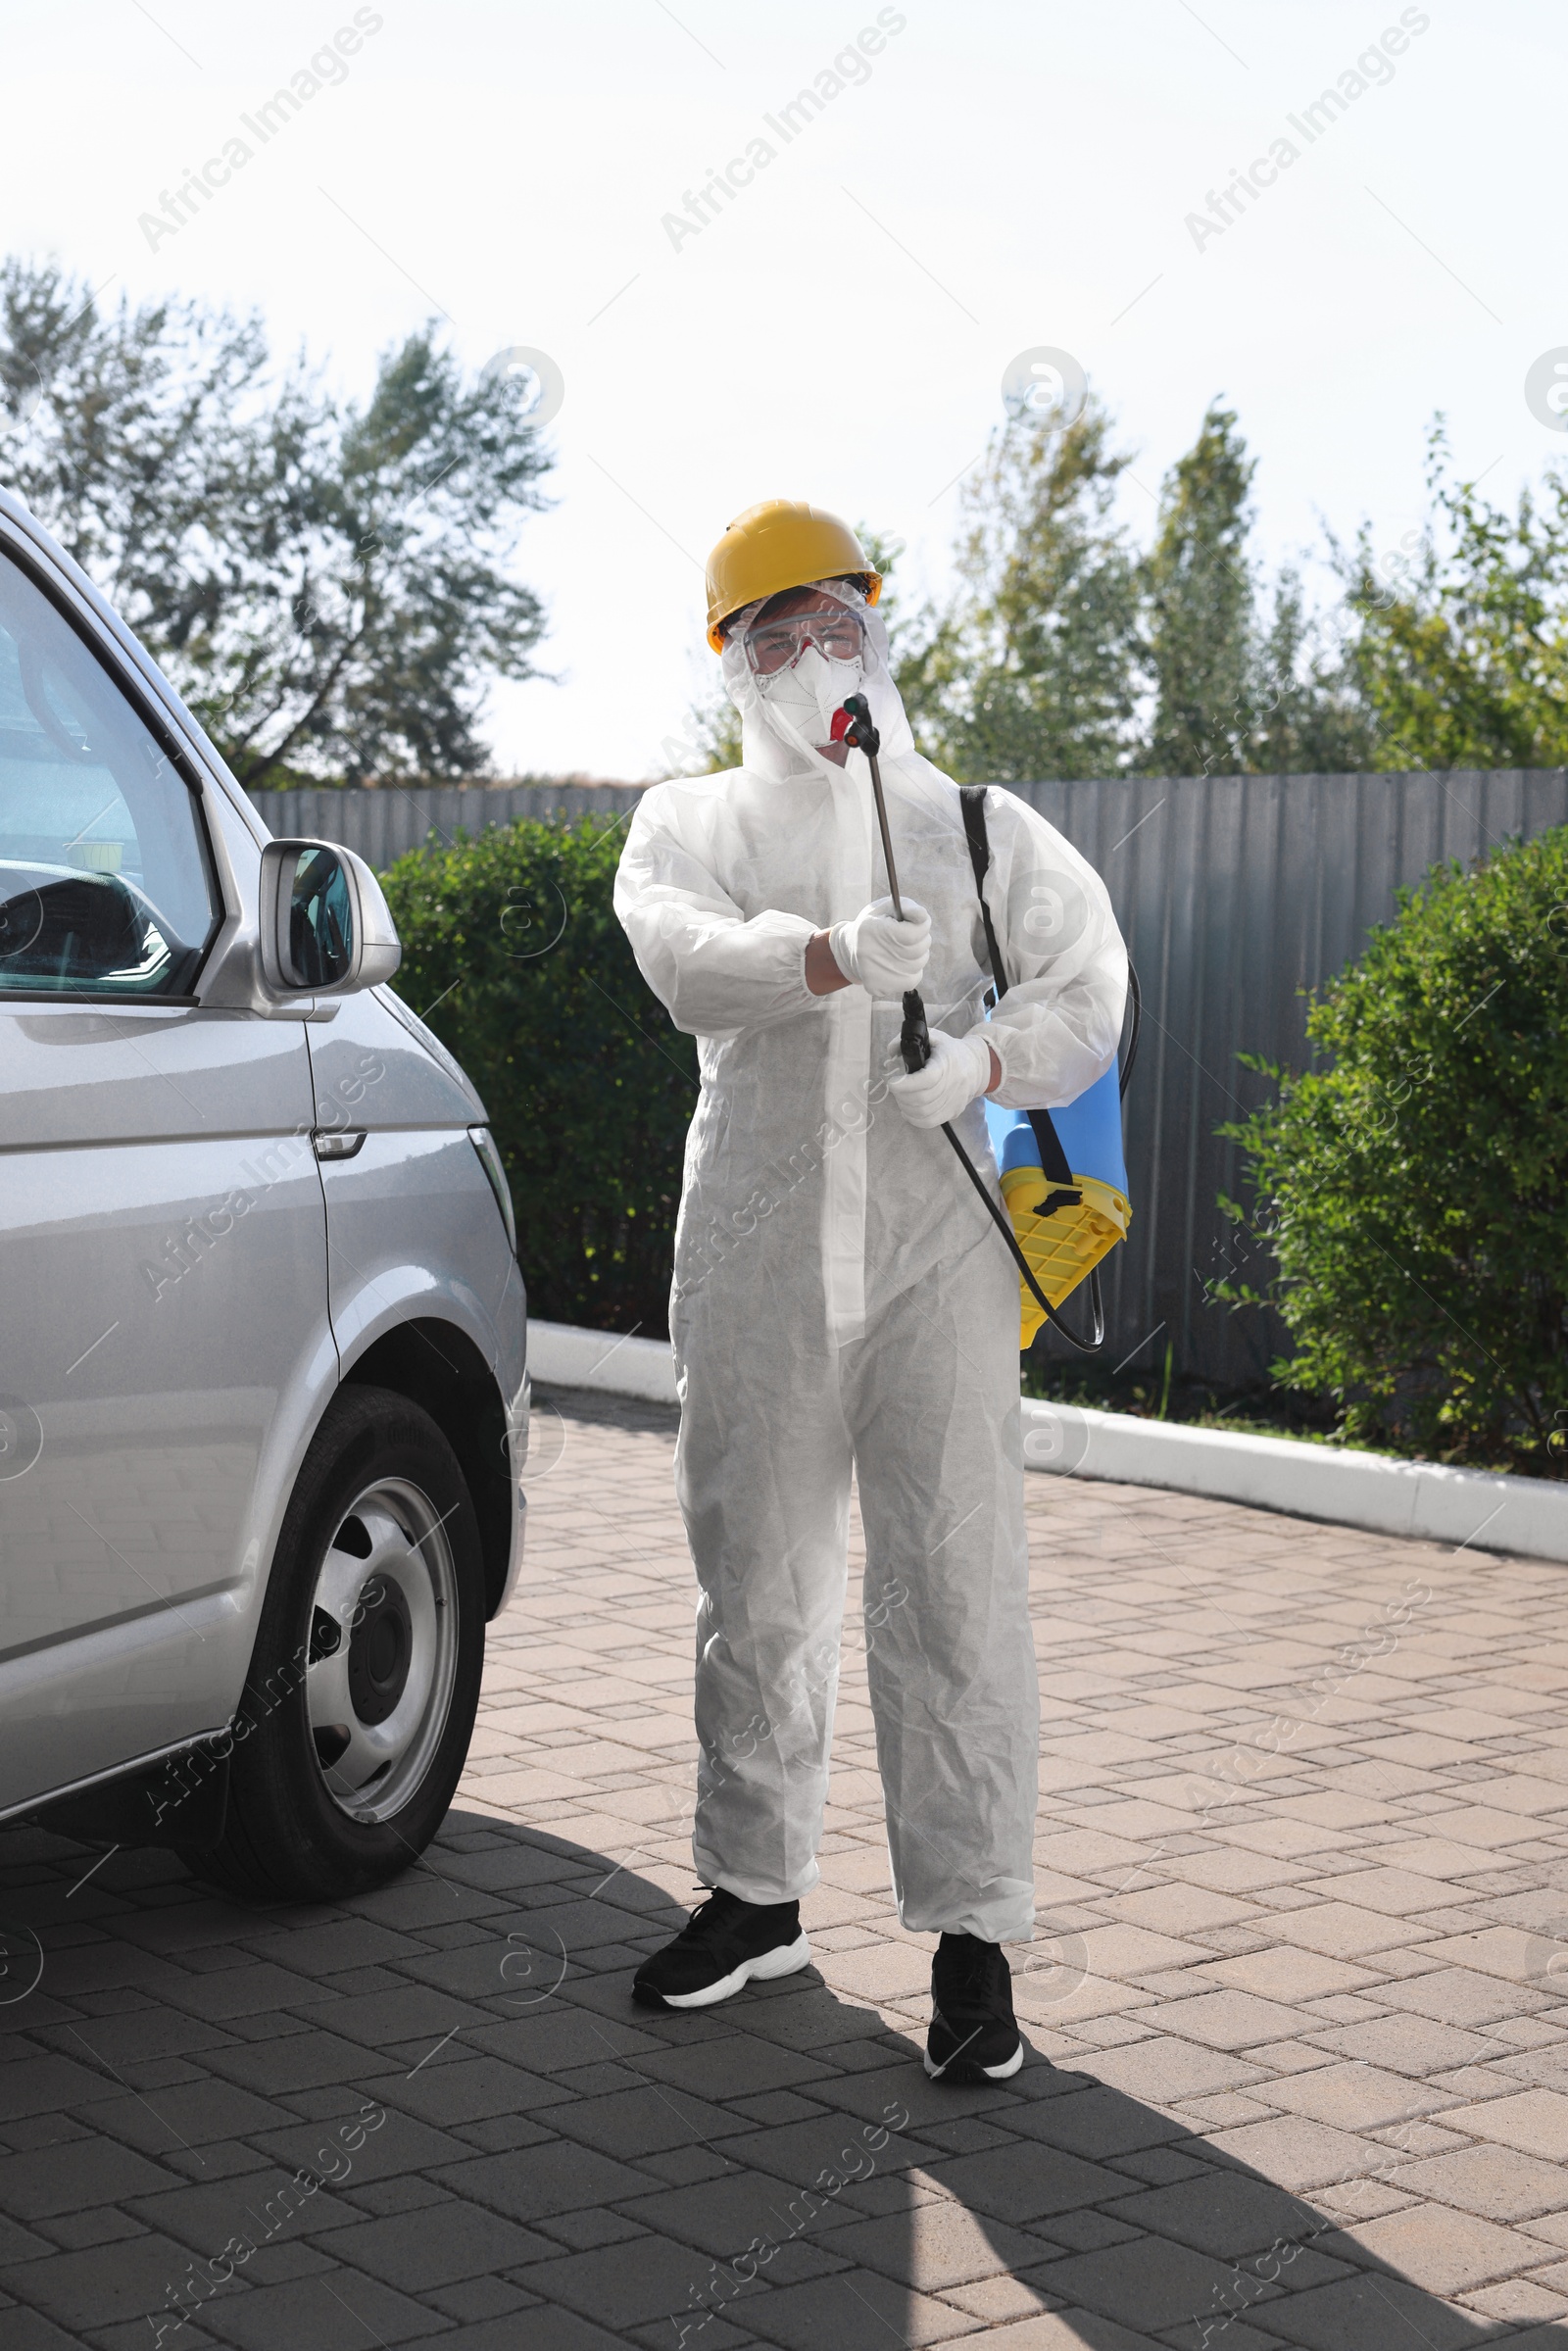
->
[[999, 1165, 1132, 1349]]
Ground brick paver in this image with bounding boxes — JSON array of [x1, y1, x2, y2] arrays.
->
[[4, 1385, 1568, 2347]]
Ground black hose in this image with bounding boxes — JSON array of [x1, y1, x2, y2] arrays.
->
[[937, 1118, 1107, 1354], [1119, 962, 1141, 1100]]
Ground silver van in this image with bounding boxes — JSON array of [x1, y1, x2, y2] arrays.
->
[[0, 487, 527, 1900]]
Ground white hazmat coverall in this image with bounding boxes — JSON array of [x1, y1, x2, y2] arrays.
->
[[613, 584, 1126, 1943]]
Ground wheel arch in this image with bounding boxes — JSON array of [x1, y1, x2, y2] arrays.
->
[[341, 1318, 514, 1619]]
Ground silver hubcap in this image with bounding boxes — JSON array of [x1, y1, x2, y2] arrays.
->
[[305, 1477, 459, 1824]]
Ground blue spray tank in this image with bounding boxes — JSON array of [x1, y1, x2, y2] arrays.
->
[[957, 786, 1138, 1353], [983, 1071, 1131, 1348]]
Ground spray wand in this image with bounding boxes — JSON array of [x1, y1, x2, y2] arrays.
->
[[836, 693, 930, 1078]]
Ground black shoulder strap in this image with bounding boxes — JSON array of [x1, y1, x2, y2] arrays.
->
[[959, 786, 1007, 998], [957, 785, 1075, 1197]]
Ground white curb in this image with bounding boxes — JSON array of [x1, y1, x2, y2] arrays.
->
[[1021, 1399, 1568, 1565], [523, 1320, 1568, 1565], [526, 1318, 678, 1406]]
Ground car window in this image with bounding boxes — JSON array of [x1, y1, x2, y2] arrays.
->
[[0, 546, 220, 997]]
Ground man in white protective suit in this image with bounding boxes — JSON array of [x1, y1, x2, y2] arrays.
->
[[614, 502, 1126, 2082]]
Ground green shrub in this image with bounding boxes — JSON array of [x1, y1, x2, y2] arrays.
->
[[382, 816, 697, 1335], [1223, 828, 1568, 1474]]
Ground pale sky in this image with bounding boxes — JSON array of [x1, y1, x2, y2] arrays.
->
[[2, 0, 1559, 780]]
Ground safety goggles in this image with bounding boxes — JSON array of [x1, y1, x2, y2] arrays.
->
[[742, 609, 866, 676]]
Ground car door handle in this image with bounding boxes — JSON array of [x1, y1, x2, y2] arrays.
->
[[314, 1130, 367, 1160]]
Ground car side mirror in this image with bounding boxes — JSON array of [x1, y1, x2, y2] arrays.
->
[[258, 839, 402, 998]]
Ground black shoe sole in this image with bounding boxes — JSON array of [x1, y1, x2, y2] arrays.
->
[[923, 2037, 1023, 2082], [632, 1931, 812, 2011]]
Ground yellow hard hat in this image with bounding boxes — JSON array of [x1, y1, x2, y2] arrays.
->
[[706, 501, 881, 651]]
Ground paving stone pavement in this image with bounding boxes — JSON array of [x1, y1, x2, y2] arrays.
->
[[6, 1385, 1568, 2349]]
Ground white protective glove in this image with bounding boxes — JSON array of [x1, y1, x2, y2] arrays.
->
[[828, 897, 931, 999], [888, 1028, 995, 1130]]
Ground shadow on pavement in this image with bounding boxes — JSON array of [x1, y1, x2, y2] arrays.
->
[[0, 1811, 1562, 2351]]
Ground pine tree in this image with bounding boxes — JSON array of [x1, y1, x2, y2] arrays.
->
[[1248, 570, 1381, 772], [906, 402, 1144, 781], [1141, 400, 1257, 776]]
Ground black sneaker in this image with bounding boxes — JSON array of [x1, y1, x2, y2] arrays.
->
[[925, 1933, 1023, 2082], [632, 1887, 811, 2011]]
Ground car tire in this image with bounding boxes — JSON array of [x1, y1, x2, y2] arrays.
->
[[197, 1384, 485, 1903]]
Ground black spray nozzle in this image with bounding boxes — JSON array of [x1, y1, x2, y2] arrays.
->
[[839, 693, 880, 758]]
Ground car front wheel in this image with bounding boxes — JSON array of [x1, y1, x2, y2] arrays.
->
[[200, 1385, 485, 1902]]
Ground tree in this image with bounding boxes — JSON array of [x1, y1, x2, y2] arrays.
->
[[906, 403, 1144, 782], [890, 399, 1374, 785], [1141, 400, 1257, 776], [0, 259, 551, 784], [1135, 402, 1377, 776], [1248, 569, 1381, 773], [1342, 426, 1568, 770]]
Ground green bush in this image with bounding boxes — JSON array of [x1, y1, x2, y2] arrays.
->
[[1222, 828, 1568, 1473], [382, 816, 697, 1335]]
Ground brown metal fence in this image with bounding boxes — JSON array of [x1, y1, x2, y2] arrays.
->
[[247, 769, 1568, 1389]]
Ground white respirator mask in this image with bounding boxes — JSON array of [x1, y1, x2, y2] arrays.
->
[[757, 643, 866, 752]]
